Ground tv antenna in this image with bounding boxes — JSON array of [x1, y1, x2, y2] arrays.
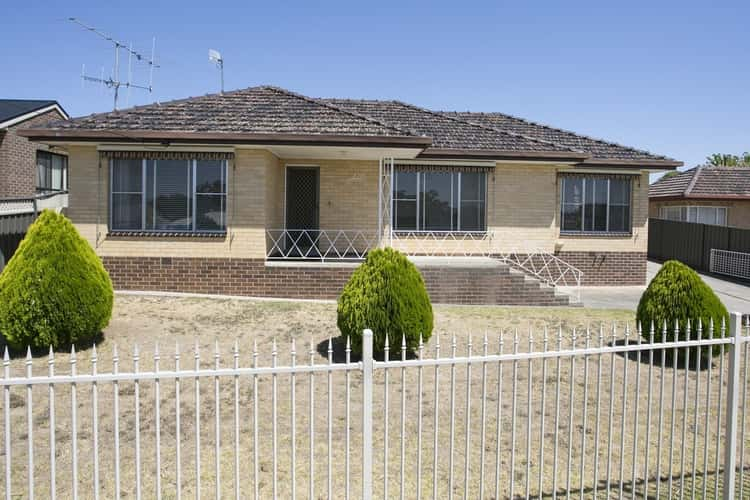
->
[[70, 17, 159, 111], [208, 49, 224, 94]]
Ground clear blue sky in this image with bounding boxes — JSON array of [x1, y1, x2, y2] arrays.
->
[[2, 1, 748, 175]]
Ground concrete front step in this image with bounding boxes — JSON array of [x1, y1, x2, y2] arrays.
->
[[413, 257, 572, 307]]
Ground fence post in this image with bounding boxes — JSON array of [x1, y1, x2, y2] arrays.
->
[[362, 329, 374, 500], [723, 312, 743, 500]]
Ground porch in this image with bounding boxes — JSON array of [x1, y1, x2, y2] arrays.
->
[[263, 158, 583, 301]]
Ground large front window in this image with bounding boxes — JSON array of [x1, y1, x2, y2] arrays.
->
[[560, 175, 632, 234], [110, 158, 227, 233], [393, 169, 487, 231]]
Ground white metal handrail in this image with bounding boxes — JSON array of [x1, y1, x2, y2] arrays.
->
[[390, 230, 494, 257], [0, 191, 68, 216], [266, 229, 379, 261], [500, 249, 584, 301]]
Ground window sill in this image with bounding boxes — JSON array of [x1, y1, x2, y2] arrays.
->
[[107, 231, 227, 239], [392, 230, 489, 236], [559, 231, 632, 238]]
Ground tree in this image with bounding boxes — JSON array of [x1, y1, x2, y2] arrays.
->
[[706, 152, 750, 167], [0, 210, 113, 349]]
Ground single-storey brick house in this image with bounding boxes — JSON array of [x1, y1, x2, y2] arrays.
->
[[19, 86, 680, 304], [649, 165, 750, 229]]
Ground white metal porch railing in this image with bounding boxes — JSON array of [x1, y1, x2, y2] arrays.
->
[[0, 191, 68, 216], [266, 229, 379, 261], [1, 314, 749, 499], [266, 229, 583, 301]]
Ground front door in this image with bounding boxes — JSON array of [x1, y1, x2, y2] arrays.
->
[[285, 167, 320, 257]]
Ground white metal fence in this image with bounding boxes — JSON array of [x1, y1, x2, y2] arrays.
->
[[711, 248, 750, 280], [1, 314, 749, 499]]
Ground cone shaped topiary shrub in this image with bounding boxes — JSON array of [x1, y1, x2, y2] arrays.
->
[[636, 260, 728, 357], [337, 248, 433, 357], [0, 210, 113, 350]]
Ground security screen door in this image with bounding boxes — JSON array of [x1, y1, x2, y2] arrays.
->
[[285, 167, 320, 257]]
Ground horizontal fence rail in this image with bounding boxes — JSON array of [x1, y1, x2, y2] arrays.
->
[[1, 314, 748, 499]]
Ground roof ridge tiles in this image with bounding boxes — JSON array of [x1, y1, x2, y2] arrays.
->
[[393, 101, 584, 154], [264, 86, 420, 137], [442, 110, 672, 161], [684, 165, 704, 196]]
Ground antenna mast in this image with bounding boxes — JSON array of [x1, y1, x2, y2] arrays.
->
[[70, 17, 159, 111], [208, 49, 224, 94]]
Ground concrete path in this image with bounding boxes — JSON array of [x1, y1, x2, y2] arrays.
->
[[580, 260, 750, 313]]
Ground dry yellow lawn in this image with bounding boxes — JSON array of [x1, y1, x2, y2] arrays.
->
[[1, 295, 746, 499]]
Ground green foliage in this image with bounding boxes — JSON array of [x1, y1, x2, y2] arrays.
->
[[0, 210, 113, 350], [337, 248, 433, 356], [706, 152, 750, 167], [636, 260, 728, 356]]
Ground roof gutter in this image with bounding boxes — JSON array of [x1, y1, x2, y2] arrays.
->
[[16, 128, 433, 149], [417, 147, 589, 162], [580, 158, 683, 169]]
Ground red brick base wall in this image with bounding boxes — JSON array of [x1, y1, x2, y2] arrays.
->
[[102, 256, 570, 306], [556, 251, 647, 286]]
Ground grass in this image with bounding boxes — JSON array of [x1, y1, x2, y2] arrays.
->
[[1, 295, 746, 498]]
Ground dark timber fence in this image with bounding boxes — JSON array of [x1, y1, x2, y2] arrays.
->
[[648, 218, 750, 273]]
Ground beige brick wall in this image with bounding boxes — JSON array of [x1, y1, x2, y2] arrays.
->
[[555, 170, 649, 253], [650, 199, 750, 230], [65, 147, 649, 259], [67, 146, 273, 258]]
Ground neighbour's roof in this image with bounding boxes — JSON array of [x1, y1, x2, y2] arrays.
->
[[649, 165, 750, 199], [19, 86, 680, 166], [0, 99, 68, 128]]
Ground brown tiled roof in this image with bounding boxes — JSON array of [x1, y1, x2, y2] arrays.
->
[[47, 86, 411, 137], [649, 166, 750, 199], [320, 99, 580, 154], [22, 85, 680, 165], [442, 111, 674, 163]]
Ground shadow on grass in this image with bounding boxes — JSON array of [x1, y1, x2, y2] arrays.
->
[[316, 336, 419, 363], [539, 464, 750, 499], [0, 331, 104, 360], [611, 339, 716, 371]]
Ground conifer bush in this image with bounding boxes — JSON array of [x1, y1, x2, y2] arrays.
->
[[636, 260, 728, 357], [0, 210, 113, 350], [337, 248, 433, 356]]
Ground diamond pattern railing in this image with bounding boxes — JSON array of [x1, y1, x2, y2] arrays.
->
[[266, 229, 379, 262], [265, 229, 583, 302]]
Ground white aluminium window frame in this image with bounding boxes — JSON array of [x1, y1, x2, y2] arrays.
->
[[559, 175, 632, 234], [393, 169, 488, 233], [109, 158, 228, 233], [659, 205, 728, 226]]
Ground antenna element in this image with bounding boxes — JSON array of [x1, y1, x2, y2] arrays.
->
[[70, 17, 159, 110]]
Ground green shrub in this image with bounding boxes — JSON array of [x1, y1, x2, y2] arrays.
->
[[636, 260, 728, 356], [0, 210, 113, 350], [337, 248, 433, 356]]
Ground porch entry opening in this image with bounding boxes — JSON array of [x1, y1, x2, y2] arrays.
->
[[285, 166, 320, 257]]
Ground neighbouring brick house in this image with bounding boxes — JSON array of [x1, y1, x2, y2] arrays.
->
[[0, 99, 69, 198], [19, 86, 680, 304], [649, 165, 750, 229]]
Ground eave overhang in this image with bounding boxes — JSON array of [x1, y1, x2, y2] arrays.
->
[[17, 128, 433, 150]]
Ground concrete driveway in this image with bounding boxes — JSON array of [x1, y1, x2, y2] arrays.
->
[[579, 261, 750, 313]]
